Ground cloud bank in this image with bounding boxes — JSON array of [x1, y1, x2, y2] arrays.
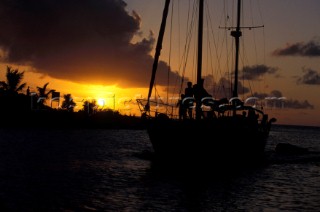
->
[[0, 0, 181, 88], [297, 68, 320, 85], [272, 38, 320, 57], [241, 65, 278, 80]]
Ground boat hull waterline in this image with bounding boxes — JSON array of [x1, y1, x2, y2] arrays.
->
[[144, 114, 274, 167]]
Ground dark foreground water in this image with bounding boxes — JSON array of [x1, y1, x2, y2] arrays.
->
[[0, 125, 319, 211]]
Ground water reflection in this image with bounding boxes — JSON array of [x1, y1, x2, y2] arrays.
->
[[0, 127, 319, 211]]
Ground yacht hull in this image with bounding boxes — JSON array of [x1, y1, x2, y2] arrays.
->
[[146, 116, 271, 167]]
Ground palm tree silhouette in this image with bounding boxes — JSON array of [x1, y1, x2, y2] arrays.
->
[[36, 82, 55, 108], [0, 66, 26, 96], [82, 99, 97, 115], [62, 94, 76, 112]]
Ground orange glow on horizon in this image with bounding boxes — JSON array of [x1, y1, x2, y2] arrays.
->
[[1, 64, 320, 127], [0, 64, 150, 116]]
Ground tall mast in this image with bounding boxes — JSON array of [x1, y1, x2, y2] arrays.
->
[[231, 0, 242, 98], [146, 0, 171, 111], [197, 0, 204, 86], [195, 0, 204, 120]]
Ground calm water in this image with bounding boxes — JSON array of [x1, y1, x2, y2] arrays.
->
[[0, 125, 319, 211]]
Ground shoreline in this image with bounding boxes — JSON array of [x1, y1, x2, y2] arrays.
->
[[0, 109, 318, 130], [0, 110, 146, 130]]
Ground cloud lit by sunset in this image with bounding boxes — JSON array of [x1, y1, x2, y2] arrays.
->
[[0, 0, 183, 88]]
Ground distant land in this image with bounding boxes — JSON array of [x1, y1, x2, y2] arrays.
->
[[0, 109, 145, 130]]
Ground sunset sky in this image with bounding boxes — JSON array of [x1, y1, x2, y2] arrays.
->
[[0, 0, 319, 127]]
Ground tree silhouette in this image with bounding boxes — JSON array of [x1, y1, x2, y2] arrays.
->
[[82, 99, 97, 115], [36, 82, 55, 108], [62, 94, 76, 112], [0, 66, 26, 96]]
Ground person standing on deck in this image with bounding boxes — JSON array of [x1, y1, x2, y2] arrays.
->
[[193, 78, 211, 119], [177, 94, 187, 120], [185, 81, 194, 98], [184, 81, 194, 119]]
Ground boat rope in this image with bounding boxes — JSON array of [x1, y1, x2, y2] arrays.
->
[[166, 0, 174, 105]]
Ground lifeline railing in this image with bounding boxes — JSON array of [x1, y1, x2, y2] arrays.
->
[[136, 98, 178, 119]]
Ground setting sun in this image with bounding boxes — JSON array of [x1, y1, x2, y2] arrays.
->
[[97, 98, 105, 107]]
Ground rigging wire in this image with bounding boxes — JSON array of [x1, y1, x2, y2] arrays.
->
[[240, 0, 246, 99], [164, 0, 197, 114], [176, 0, 198, 94], [166, 0, 174, 105], [239, 0, 266, 99], [245, 0, 258, 98], [205, 0, 229, 99], [257, 0, 267, 96], [167, 0, 194, 99], [222, 0, 233, 99], [204, 1, 215, 96], [229, 0, 236, 98], [158, 0, 266, 107]]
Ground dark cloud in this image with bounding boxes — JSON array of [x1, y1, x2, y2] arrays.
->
[[0, 0, 180, 88], [270, 90, 283, 98], [251, 90, 314, 109], [251, 90, 283, 99], [284, 99, 314, 109], [241, 65, 278, 80], [297, 68, 320, 85], [201, 65, 277, 99], [272, 38, 320, 57], [200, 75, 249, 100], [264, 98, 314, 110]]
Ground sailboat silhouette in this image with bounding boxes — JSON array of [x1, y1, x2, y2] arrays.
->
[[137, 0, 277, 167]]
